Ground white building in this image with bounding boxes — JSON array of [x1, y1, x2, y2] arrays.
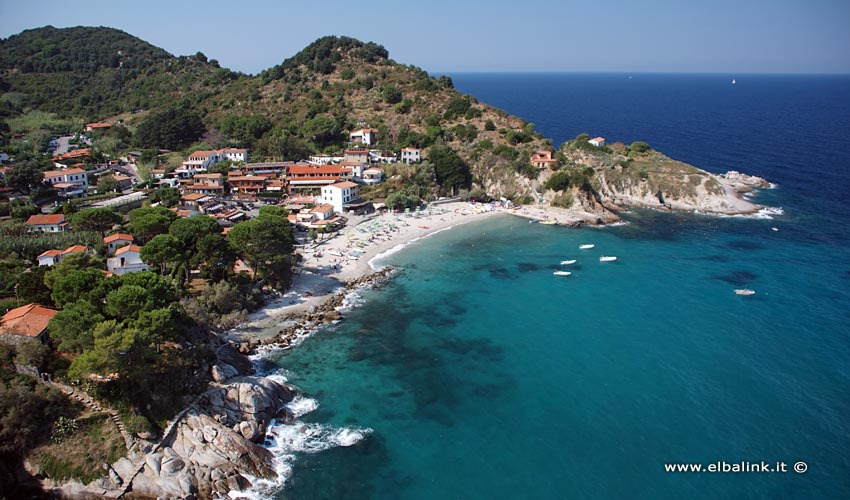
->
[[589, 137, 606, 147], [43, 167, 89, 197], [103, 233, 134, 255], [107, 245, 149, 275], [349, 128, 378, 146], [400, 147, 421, 164], [26, 214, 68, 232], [218, 148, 248, 163], [360, 167, 384, 186], [321, 181, 361, 214]]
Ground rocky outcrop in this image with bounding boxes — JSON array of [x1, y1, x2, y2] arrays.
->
[[128, 376, 294, 499]]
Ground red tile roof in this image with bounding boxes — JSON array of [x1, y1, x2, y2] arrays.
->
[[37, 249, 62, 259], [85, 122, 112, 129], [62, 245, 87, 255], [1, 304, 58, 338], [26, 214, 65, 226], [115, 244, 142, 255], [329, 181, 359, 189], [103, 233, 133, 244], [44, 168, 87, 178]]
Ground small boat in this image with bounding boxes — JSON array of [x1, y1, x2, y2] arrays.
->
[[599, 256, 618, 262], [579, 244, 595, 249], [539, 220, 558, 225], [771, 227, 779, 232], [553, 271, 571, 276], [560, 259, 577, 265], [734, 289, 756, 296], [732, 78, 736, 85]]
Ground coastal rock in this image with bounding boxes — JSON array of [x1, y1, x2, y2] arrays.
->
[[720, 170, 771, 192], [210, 363, 237, 383]]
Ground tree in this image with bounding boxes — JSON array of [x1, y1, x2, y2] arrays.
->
[[194, 233, 234, 282], [227, 215, 295, 288], [428, 144, 472, 194], [105, 284, 151, 320], [5, 160, 44, 193], [300, 115, 339, 147], [67, 320, 154, 381], [135, 108, 205, 150], [15, 266, 53, 306], [382, 85, 403, 104], [168, 216, 222, 280], [630, 141, 651, 153], [48, 300, 104, 353], [258, 205, 289, 218], [484, 119, 496, 131], [128, 206, 177, 244], [97, 175, 121, 193], [140, 234, 180, 275], [148, 187, 180, 207], [119, 270, 175, 300], [49, 267, 111, 309], [70, 207, 122, 236]]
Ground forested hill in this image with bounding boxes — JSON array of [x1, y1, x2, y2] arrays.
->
[[1, 26, 563, 201]]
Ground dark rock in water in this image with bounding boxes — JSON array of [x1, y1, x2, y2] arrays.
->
[[348, 350, 368, 362], [725, 240, 763, 251], [517, 262, 540, 273], [713, 270, 758, 286], [488, 267, 515, 280]]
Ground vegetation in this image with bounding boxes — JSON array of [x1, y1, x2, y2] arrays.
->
[[135, 108, 205, 150]]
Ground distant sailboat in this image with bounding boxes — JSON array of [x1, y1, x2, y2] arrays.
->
[[732, 78, 737, 85]]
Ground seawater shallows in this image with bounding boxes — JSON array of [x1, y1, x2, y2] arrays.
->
[[252, 209, 850, 500]]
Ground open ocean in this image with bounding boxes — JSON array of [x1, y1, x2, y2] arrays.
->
[[253, 73, 850, 499]]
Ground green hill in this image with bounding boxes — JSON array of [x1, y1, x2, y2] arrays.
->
[[0, 26, 568, 202]]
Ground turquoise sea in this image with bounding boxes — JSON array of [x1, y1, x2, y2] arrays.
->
[[253, 74, 850, 499]]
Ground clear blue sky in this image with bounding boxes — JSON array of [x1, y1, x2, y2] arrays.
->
[[1, 0, 848, 74]]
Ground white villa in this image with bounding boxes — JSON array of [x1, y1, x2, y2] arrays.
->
[[400, 147, 421, 164], [349, 128, 378, 146], [589, 137, 606, 147], [321, 181, 362, 213], [43, 167, 88, 197], [107, 245, 149, 275]]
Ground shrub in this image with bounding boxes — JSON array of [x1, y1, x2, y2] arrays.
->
[[630, 141, 651, 153], [484, 119, 496, 131]]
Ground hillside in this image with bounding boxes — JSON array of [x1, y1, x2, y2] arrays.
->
[[1, 26, 764, 216]]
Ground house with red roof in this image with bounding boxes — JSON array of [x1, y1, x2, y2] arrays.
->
[[103, 233, 134, 255], [44, 167, 89, 197], [531, 149, 558, 170], [286, 164, 354, 192], [588, 137, 606, 147], [0, 303, 58, 345], [106, 245, 149, 275], [85, 122, 112, 132], [26, 214, 69, 232]]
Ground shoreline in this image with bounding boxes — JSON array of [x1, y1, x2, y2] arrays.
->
[[227, 202, 507, 346]]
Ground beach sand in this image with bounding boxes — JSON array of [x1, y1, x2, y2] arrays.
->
[[241, 202, 506, 330]]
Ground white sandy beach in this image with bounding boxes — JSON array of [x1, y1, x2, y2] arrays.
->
[[244, 202, 507, 326]]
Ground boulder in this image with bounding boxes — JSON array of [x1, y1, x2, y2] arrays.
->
[[211, 363, 238, 383]]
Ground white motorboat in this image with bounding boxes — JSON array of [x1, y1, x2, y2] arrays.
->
[[560, 259, 577, 265], [734, 289, 756, 296], [553, 271, 572, 276], [599, 256, 618, 262], [579, 244, 595, 249]]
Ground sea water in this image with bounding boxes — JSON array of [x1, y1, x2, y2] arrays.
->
[[252, 74, 850, 499]]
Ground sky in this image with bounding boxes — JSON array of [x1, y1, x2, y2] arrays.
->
[[1, 0, 849, 75]]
